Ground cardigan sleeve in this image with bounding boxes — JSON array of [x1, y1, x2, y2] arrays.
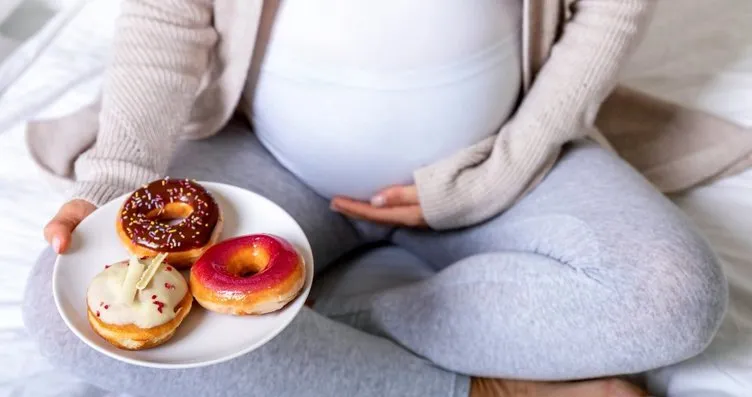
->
[[68, 0, 217, 206], [413, 0, 654, 230]]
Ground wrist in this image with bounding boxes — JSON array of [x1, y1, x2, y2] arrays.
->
[[67, 181, 128, 207]]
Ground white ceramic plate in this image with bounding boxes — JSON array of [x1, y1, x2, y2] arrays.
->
[[52, 182, 313, 369]]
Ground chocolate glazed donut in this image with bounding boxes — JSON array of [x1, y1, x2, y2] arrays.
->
[[116, 178, 224, 267]]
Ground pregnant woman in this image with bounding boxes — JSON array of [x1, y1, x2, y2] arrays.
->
[[25, 0, 729, 396]]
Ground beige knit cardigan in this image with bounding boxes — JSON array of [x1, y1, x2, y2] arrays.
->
[[26, 0, 752, 229]]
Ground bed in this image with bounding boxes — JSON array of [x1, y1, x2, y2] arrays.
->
[[0, 0, 750, 396]]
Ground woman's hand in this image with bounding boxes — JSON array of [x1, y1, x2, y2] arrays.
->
[[330, 185, 427, 228], [43, 199, 96, 254]]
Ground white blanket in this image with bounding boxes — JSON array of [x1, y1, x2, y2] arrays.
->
[[0, 0, 750, 396]]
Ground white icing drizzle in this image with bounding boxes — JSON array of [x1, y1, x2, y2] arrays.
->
[[137, 253, 167, 290], [87, 259, 189, 328], [120, 256, 144, 304]]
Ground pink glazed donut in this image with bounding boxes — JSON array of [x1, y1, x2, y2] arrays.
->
[[189, 234, 305, 315]]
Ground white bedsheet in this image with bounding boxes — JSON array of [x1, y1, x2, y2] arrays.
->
[[0, 121, 115, 397], [0, 0, 750, 396]]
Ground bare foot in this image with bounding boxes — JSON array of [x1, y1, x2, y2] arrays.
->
[[471, 377, 647, 397]]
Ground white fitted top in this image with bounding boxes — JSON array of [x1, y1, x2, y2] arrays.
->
[[249, 0, 522, 200]]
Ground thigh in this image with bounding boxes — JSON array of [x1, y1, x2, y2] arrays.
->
[[385, 141, 727, 377], [168, 121, 360, 272], [22, 249, 466, 397]]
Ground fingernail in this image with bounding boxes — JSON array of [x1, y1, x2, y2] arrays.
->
[[370, 195, 385, 207], [52, 237, 62, 253]]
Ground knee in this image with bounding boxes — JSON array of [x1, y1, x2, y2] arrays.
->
[[638, 234, 728, 363]]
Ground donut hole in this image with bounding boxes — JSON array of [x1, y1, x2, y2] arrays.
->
[[226, 248, 271, 278], [148, 202, 194, 226]]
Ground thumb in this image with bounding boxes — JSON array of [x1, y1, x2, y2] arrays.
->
[[44, 199, 96, 254]]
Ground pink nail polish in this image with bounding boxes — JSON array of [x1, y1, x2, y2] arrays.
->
[[52, 237, 62, 253], [371, 196, 385, 207]]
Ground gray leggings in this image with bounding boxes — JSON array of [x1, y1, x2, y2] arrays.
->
[[23, 123, 728, 397]]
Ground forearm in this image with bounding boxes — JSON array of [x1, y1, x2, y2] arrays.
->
[[415, 0, 654, 229], [71, 0, 216, 205]]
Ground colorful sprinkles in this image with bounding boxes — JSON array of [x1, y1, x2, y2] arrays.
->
[[153, 300, 165, 314], [119, 178, 219, 252]]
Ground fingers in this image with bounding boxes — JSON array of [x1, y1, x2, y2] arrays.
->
[[371, 185, 419, 207], [333, 185, 425, 227], [331, 196, 425, 227], [44, 199, 96, 254]]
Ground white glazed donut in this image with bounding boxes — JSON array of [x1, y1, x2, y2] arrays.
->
[[86, 255, 192, 350]]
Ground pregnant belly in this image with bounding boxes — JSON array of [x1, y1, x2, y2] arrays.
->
[[251, 58, 520, 201]]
